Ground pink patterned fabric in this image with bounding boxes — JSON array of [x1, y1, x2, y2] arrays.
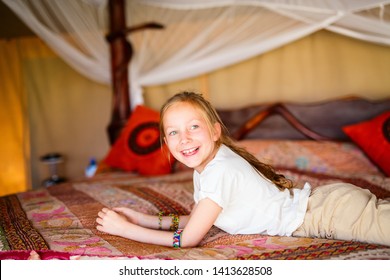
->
[[1, 141, 389, 260], [238, 140, 383, 176]]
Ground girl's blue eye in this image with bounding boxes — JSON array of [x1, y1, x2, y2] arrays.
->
[[191, 125, 199, 130], [168, 131, 177, 136]]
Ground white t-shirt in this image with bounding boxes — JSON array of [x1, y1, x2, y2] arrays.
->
[[193, 144, 311, 236]]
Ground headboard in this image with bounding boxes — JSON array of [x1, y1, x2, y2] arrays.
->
[[107, 95, 389, 143], [216, 97, 390, 141]]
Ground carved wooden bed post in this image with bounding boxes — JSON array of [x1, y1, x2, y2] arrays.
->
[[106, 0, 164, 145], [107, 0, 130, 145]]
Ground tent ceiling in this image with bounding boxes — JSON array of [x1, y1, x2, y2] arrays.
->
[[2, 0, 390, 106]]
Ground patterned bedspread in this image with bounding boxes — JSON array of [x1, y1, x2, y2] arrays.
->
[[1, 163, 390, 260]]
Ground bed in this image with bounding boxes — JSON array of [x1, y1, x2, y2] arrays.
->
[[1, 96, 389, 260]]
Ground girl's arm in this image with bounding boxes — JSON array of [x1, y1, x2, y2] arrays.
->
[[96, 198, 222, 248], [180, 198, 222, 247], [96, 209, 177, 246], [111, 207, 191, 230]]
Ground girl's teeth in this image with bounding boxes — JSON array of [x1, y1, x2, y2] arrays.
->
[[183, 147, 197, 155]]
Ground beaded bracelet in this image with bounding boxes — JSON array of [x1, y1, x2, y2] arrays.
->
[[173, 229, 183, 248], [169, 213, 179, 231], [158, 211, 164, 230]]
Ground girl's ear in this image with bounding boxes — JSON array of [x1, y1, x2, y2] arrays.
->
[[212, 122, 222, 141]]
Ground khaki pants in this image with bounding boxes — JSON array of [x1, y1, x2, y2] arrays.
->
[[293, 183, 390, 246]]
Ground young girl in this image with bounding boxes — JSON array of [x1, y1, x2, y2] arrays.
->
[[96, 91, 390, 248]]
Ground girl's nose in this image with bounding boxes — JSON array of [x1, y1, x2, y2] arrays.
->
[[180, 131, 191, 144]]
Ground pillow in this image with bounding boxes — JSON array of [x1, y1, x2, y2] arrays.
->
[[342, 111, 390, 176], [102, 105, 174, 175], [237, 139, 381, 176]]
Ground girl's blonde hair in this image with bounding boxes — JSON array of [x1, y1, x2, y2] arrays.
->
[[160, 91, 293, 190]]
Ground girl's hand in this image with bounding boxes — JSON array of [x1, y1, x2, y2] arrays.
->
[[113, 207, 143, 225], [96, 208, 132, 237], [96, 208, 172, 245]]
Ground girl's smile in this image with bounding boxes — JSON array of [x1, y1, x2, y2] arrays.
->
[[181, 147, 199, 156]]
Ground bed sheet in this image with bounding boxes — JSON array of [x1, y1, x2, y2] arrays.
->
[[1, 141, 390, 260]]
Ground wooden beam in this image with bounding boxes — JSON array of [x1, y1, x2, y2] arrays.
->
[[106, 0, 164, 144], [107, 0, 131, 145]]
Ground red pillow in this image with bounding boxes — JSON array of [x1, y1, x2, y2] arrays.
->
[[342, 111, 390, 176], [103, 105, 174, 175]]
